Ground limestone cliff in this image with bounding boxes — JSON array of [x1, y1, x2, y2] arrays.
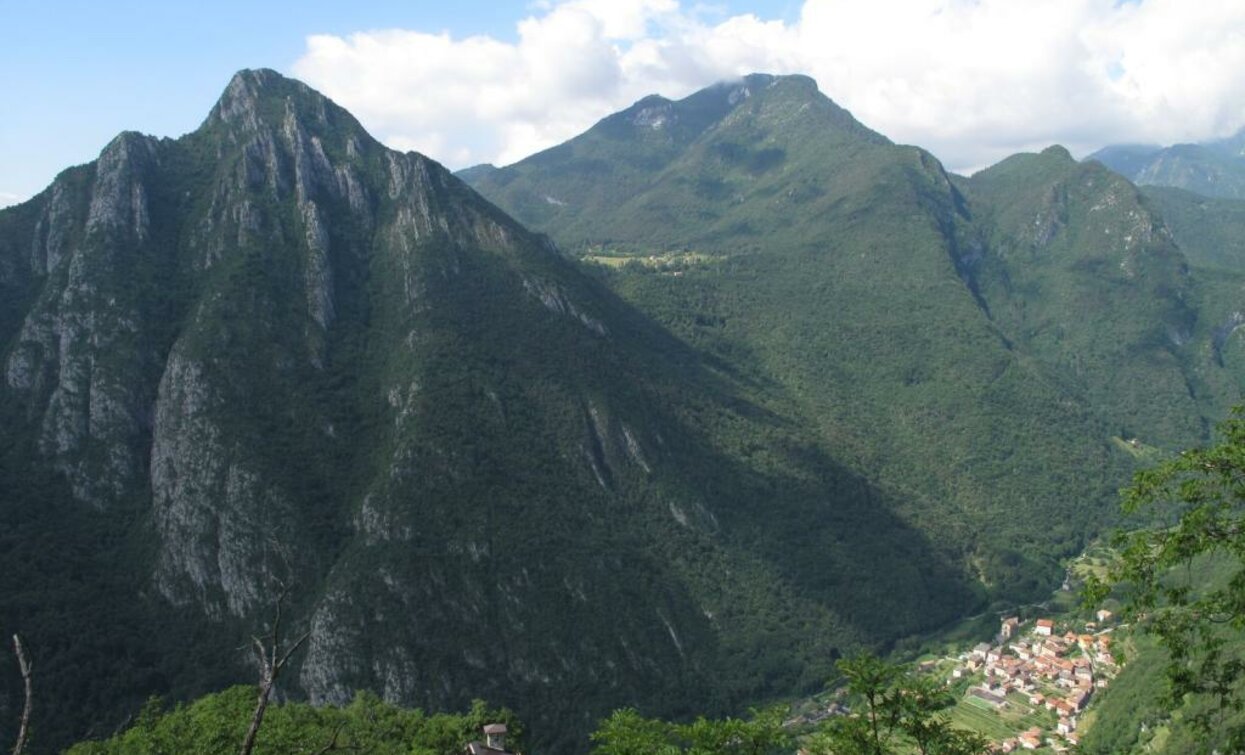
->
[[0, 70, 970, 754]]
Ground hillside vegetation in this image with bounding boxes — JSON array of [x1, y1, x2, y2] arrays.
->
[[0, 71, 981, 753], [65, 687, 522, 755], [469, 74, 1245, 611], [3, 68, 1245, 754]]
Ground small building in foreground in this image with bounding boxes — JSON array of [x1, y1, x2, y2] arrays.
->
[[465, 723, 513, 755]]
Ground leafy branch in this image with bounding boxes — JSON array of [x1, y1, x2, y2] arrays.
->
[[1084, 407, 1245, 749]]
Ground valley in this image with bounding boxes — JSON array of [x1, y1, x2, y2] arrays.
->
[[2, 66, 1244, 753]]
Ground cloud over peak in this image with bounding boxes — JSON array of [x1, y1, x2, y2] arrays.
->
[[292, 0, 1245, 173]]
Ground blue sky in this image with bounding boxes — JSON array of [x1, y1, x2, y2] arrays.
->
[[3, 1, 1244, 207], [0, 1, 795, 204]]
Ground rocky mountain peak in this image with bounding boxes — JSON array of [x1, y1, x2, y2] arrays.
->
[[13, 64, 1244, 755], [204, 68, 368, 150], [88, 131, 160, 240], [697, 73, 818, 112], [697, 72, 889, 148], [207, 68, 285, 131]]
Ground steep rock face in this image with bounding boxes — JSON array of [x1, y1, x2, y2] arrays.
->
[[1, 70, 979, 753], [5, 132, 165, 507], [149, 347, 309, 618]]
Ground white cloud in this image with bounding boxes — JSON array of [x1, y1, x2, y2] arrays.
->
[[0, 192, 27, 210], [789, 0, 1245, 169], [292, 0, 1245, 174]]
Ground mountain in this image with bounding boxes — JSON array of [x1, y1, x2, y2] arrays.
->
[[7, 67, 1245, 754], [1138, 185, 1245, 273], [961, 146, 1209, 445], [466, 75, 1245, 602], [1088, 129, 1245, 200], [1131, 185, 1245, 409], [470, 74, 889, 249], [0, 70, 983, 753], [469, 75, 1128, 597]]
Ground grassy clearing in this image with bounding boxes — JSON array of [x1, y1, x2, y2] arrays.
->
[[581, 247, 721, 270], [949, 689, 1057, 745], [949, 699, 1015, 741], [1110, 435, 1164, 463], [1068, 539, 1128, 593]]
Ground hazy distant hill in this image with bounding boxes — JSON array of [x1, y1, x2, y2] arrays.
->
[[1088, 129, 1245, 200]]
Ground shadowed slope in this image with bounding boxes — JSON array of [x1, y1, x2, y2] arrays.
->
[[0, 70, 976, 753]]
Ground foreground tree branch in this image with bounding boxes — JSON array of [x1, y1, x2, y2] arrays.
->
[[239, 584, 310, 755], [1085, 406, 1245, 750], [311, 722, 351, 755], [11, 635, 32, 755]]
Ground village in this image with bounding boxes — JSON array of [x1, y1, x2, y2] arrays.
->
[[786, 609, 1123, 753], [945, 611, 1120, 752]]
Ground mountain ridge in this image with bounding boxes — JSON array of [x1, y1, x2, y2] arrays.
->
[[6, 66, 1245, 755], [1087, 128, 1245, 200], [0, 69, 981, 753], [465, 72, 1245, 605]]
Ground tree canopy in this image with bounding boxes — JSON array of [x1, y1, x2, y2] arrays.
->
[[588, 655, 985, 755], [590, 705, 790, 755], [1087, 406, 1245, 750], [64, 686, 524, 755], [807, 655, 986, 755]]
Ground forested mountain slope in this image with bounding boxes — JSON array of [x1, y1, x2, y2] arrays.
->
[[0, 70, 986, 753], [5, 67, 1245, 754], [467, 74, 1245, 604]]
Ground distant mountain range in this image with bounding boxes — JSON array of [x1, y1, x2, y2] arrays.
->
[[1, 69, 1243, 754], [1087, 128, 1245, 199]]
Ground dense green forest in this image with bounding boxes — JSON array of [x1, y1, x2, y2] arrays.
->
[[467, 73, 1245, 608], [0, 71, 976, 753], [61, 655, 986, 755], [63, 688, 523, 755], [4, 67, 1245, 754]]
